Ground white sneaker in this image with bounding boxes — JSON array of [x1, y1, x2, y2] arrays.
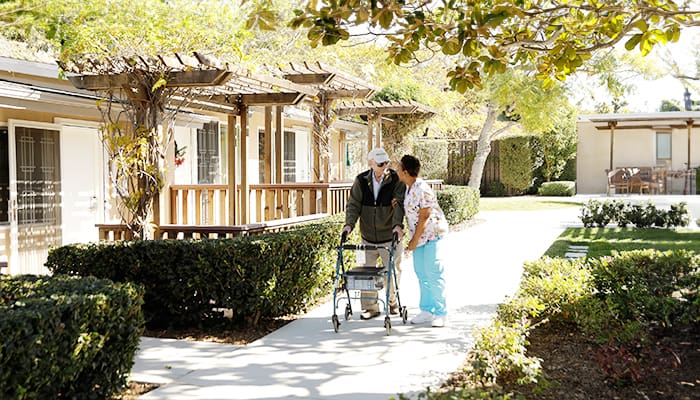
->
[[410, 311, 433, 324], [431, 315, 446, 328]]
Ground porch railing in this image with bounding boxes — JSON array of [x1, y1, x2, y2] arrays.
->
[[169, 182, 352, 225], [157, 213, 328, 239], [169, 180, 443, 225], [96, 213, 329, 241]]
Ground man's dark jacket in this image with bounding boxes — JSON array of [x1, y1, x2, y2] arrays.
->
[[345, 169, 405, 243]]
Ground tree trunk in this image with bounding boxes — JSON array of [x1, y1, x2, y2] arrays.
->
[[468, 104, 498, 190]]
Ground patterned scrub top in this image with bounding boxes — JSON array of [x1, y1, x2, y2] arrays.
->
[[404, 178, 449, 247]]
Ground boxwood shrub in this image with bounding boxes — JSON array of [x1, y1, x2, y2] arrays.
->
[[537, 181, 575, 196], [0, 275, 144, 400], [437, 185, 480, 225], [46, 217, 342, 328], [580, 199, 690, 228]]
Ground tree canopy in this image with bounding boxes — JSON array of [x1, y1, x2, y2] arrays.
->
[[290, 0, 700, 91]]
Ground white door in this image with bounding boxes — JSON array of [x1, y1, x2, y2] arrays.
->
[[59, 124, 103, 245], [8, 120, 62, 275]]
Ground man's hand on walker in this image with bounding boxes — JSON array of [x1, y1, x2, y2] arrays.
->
[[392, 226, 403, 241], [341, 225, 353, 235]]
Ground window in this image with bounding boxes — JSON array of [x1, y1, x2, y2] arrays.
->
[[0, 127, 8, 224], [197, 122, 220, 183], [283, 130, 296, 183], [656, 132, 671, 160], [14, 126, 61, 225]]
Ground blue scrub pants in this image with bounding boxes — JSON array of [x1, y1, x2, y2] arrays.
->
[[412, 239, 446, 316]]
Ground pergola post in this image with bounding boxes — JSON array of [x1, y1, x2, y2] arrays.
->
[[264, 106, 273, 183], [240, 105, 249, 224], [227, 114, 237, 225], [608, 121, 616, 170], [275, 106, 284, 183], [367, 115, 375, 155], [687, 119, 693, 169], [338, 130, 346, 181], [375, 115, 382, 148]]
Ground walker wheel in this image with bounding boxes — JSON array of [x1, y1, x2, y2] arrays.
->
[[401, 307, 408, 324], [332, 314, 340, 333], [384, 317, 392, 336], [344, 304, 352, 320]]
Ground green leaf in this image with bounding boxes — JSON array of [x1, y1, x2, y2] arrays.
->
[[624, 34, 642, 51], [441, 37, 462, 55], [640, 36, 653, 56], [375, 8, 393, 29], [633, 19, 648, 32], [151, 78, 167, 92]]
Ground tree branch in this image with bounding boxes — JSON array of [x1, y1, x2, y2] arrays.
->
[[489, 121, 518, 141]]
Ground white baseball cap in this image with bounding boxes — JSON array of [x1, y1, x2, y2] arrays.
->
[[368, 148, 390, 164]]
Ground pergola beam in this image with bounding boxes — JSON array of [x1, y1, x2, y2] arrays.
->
[[325, 89, 376, 99], [192, 92, 306, 106], [68, 70, 231, 90]]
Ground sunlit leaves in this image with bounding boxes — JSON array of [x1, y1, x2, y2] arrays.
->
[[291, 0, 700, 89]]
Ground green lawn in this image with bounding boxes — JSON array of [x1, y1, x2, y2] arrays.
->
[[545, 227, 700, 258], [479, 196, 583, 211]]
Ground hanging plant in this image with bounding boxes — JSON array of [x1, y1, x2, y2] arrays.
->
[[174, 141, 186, 167]]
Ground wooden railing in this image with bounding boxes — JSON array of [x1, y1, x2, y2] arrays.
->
[[100, 178, 442, 241], [95, 180, 446, 243], [169, 182, 352, 225], [157, 213, 328, 239], [97, 214, 329, 241], [96, 224, 135, 241], [169, 180, 443, 225]]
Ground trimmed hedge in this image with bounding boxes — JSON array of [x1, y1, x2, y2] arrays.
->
[[437, 185, 480, 225], [46, 217, 342, 328], [499, 137, 532, 194], [580, 200, 690, 228], [537, 181, 575, 196], [0, 275, 144, 400]]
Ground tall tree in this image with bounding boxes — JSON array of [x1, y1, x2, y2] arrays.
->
[[290, 0, 699, 92], [465, 68, 571, 189]]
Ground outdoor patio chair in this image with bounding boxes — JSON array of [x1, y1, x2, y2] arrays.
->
[[607, 168, 630, 195], [649, 167, 666, 194], [628, 167, 650, 194]]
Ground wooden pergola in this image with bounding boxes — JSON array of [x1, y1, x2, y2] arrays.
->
[[279, 62, 380, 182], [61, 52, 318, 225], [335, 99, 437, 153]]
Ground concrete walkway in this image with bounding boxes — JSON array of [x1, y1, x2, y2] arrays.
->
[[130, 204, 583, 399]]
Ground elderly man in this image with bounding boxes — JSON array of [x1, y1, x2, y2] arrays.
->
[[342, 148, 405, 320]]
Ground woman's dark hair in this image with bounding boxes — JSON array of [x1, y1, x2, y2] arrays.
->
[[400, 155, 420, 177]]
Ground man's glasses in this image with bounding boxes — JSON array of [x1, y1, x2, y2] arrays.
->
[[377, 161, 388, 167]]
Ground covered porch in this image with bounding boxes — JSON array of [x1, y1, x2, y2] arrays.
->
[[577, 112, 700, 195], [65, 54, 438, 241]]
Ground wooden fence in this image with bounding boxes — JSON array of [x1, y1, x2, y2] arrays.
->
[[447, 140, 500, 187]]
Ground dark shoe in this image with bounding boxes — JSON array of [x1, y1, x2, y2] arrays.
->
[[360, 310, 380, 320], [389, 304, 400, 315]]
